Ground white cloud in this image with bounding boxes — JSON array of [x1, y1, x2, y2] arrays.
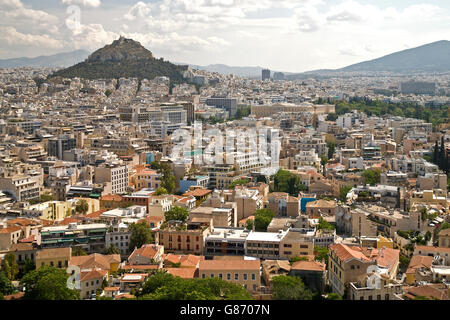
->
[[60, 0, 101, 8], [0, 26, 63, 49]]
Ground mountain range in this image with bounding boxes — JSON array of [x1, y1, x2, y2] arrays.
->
[[1, 39, 449, 78], [0, 50, 89, 69]]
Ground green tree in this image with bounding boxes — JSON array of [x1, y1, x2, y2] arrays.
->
[[245, 219, 254, 231], [129, 222, 153, 250], [165, 206, 189, 223], [327, 142, 336, 160], [139, 272, 252, 300], [20, 266, 80, 300], [273, 170, 306, 196], [326, 293, 343, 300], [1, 252, 19, 280], [75, 199, 89, 215], [105, 244, 121, 255], [72, 247, 87, 256], [228, 179, 250, 189], [289, 256, 309, 265], [314, 246, 329, 265], [23, 258, 36, 275], [339, 185, 352, 201], [317, 217, 335, 231], [0, 271, 14, 295], [154, 187, 168, 196], [254, 208, 275, 232], [151, 162, 176, 194], [271, 275, 313, 300], [362, 169, 381, 186]]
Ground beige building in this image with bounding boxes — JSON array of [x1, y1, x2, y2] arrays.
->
[[156, 220, 212, 255], [36, 247, 72, 269], [264, 193, 300, 218], [0, 226, 23, 252], [305, 199, 337, 218], [328, 244, 399, 297], [199, 259, 261, 294], [349, 277, 403, 300], [439, 229, 450, 248], [23, 201, 72, 221], [190, 206, 236, 228]]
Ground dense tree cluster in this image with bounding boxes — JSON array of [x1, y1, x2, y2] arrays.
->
[[129, 222, 154, 250], [254, 208, 275, 232], [273, 170, 307, 196], [137, 271, 252, 300]]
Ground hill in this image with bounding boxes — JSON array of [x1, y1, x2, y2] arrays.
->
[[50, 37, 188, 83], [339, 40, 450, 73], [0, 50, 89, 68]]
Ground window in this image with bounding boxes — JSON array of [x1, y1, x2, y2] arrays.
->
[[360, 296, 364, 300], [210, 274, 214, 278], [368, 296, 372, 300], [227, 274, 231, 280], [243, 274, 248, 281], [385, 294, 390, 300], [252, 273, 256, 280], [351, 265, 355, 270], [202, 274, 206, 279], [377, 295, 381, 300], [235, 274, 239, 280], [218, 274, 222, 279]]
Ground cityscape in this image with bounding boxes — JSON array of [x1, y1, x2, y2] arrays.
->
[[0, 0, 449, 307]]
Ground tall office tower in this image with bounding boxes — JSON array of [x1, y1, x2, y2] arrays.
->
[[262, 69, 271, 81], [205, 97, 238, 118], [273, 72, 285, 81], [48, 135, 77, 160]]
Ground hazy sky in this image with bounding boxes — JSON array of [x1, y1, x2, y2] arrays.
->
[[1, 0, 450, 72]]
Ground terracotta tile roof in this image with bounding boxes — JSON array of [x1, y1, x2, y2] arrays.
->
[[291, 260, 326, 272], [329, 244, 372, 263], [121, 265, 159, 271], [86, 209, 107, 219], [163, 254, 204, 267], [0, 225, 22, 234], [58, 217, 81, 226], [70, 253, 120, 270], [306, 199, 337, 208], [3, 292, 25, 300], [406, 255, 434, 274], [100, 194, 123, 202], [128, 244, 162, 261], [368, 247, 399, 272], [18, 235, 36, 243], [199, 259, 260, 271], [104, 286, 120, 291], [403, 285, 449, 300], [7, 218, 40, 227], [165, 267, 197, 279], [184, 189, 212, 197], [114, 293, 135, 300], [80, 269, 108, 281]]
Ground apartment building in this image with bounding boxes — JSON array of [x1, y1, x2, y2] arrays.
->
[[0, 174, 42, 202], [105, 223, 132, 257], [156, 220, 212, 255], [264, 193, 300, 218], [94, 163, 129, 195], [204, 227, 249, 257], [328, 244, 400, 297], [0, 225, 23, 252], [41, 223, 107, 254]]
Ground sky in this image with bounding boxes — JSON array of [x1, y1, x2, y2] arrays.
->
[[1, 0, 450, 72]]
